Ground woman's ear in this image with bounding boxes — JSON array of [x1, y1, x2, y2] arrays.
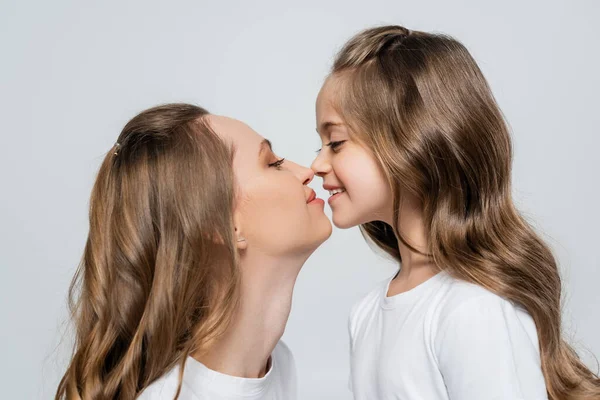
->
[[233, 210, 247, 250], [236, 234, 247, 250]]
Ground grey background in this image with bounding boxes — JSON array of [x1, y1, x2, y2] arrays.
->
[[1, 1, 598, 399]]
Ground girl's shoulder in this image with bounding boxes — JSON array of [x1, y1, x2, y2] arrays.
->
[[435, 273, 502, 312], [434, 273, 530, 323], [431, 274, 538, 353], [347, 276, 391, 335], [349, 276, 390, 313]]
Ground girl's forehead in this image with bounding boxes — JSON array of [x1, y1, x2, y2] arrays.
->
[[317, 85, 346, 133]]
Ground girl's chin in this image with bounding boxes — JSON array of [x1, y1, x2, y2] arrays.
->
[[332, 213, 360, 230]]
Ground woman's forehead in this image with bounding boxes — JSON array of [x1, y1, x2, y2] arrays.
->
[[206, 114, 264, 168]]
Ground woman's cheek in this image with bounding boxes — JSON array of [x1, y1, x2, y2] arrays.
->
[[271, 177, 305, 223]]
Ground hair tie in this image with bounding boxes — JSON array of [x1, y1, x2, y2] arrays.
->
[[113, 142, 121, 156]]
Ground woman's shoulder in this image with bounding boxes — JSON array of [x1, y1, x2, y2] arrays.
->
[[271, 340, 297, 396], [272, 340, 296, 377], [137, 341, 296, 400], [137, 366, 186, 399]]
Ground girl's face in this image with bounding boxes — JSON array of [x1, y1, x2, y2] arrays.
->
[[311, 77, 393, 228], [209, 115, 332, 257]]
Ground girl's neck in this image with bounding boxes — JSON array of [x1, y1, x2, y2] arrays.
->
[[388, 255, 439, 297], [386, 194, 439, 296]]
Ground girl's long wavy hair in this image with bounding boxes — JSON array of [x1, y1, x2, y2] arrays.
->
[[56, 104, 240, 399], [331, 25, 600, 399]]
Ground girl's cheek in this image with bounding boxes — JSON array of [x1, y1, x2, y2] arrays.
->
[[332, 159, 352, 188], [336, 150, 361, 180]]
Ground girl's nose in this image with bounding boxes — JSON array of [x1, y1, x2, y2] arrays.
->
[[311, 152, 331, 177]]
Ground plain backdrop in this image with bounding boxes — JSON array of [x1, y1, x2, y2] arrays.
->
[[1, 0, 599, 399]]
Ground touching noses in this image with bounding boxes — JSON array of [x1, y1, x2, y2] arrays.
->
[[302, 167, 314, 186], [288, 160, 315, 185]]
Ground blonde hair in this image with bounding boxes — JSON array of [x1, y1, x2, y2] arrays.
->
[[56, 104, 240, 399], [331, 25, 600, 399]]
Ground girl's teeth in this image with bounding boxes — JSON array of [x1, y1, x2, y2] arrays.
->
[[328, 188, 346, 196]]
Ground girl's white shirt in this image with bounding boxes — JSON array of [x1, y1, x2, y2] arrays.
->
[[349, 270, 548, 400]]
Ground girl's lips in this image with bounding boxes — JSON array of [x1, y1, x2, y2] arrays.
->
[[328, 190, 346, 205], [323, 184, 344, 191]]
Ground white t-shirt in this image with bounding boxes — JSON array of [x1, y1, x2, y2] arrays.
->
[[138, 341, 296, 400], [348, 270, 548, 400]]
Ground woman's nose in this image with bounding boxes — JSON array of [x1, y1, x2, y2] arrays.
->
[[288, 160, 315, 185], [300, 165, 314, 186]]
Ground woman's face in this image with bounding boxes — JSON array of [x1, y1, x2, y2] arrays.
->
[[209, 115, 332, 257], [311, 77, 393, 228]]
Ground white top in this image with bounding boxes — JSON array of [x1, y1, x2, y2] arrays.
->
[[348, 270, 548, 400], [139, 341, 296, 400]]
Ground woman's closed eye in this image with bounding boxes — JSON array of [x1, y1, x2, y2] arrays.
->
[[315, 140, 347, 154], [268, 158, 286, 170]]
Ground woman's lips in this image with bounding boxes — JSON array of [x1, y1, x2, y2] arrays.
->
[[307, 189, 325, 206]]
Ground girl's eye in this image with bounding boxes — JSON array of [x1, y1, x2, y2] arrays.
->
[[315, 140, 347, 154], [268, 158, 285, 170], [327, 140, 346, 152]]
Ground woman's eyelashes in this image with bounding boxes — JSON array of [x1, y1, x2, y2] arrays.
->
[[268, 158, 286, 170], [315, 140, 347, 154]]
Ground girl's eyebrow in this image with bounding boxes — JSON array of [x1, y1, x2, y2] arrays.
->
[[316, 121, 344, 134]]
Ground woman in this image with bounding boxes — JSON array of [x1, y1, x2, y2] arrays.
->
[[311, 25, 600, 399], [56, 103, 331, 399]]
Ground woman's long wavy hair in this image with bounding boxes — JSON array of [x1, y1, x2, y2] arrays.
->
[[56, 104, 240, 399], [330, 25, 600, 399]]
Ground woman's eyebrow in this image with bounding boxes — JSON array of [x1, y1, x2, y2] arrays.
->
[[258, 139, 273, 156]]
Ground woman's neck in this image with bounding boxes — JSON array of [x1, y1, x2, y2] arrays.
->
[[192, 252, 303, 378]]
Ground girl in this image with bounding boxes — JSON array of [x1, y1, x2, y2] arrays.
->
[[56, 104, 331, 399], [312, 26, 600, 400]]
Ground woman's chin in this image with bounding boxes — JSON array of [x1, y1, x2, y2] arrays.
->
[[303, 218, 333, 253], [311, 217, 333, 246], [321, 218, 333, 241]]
